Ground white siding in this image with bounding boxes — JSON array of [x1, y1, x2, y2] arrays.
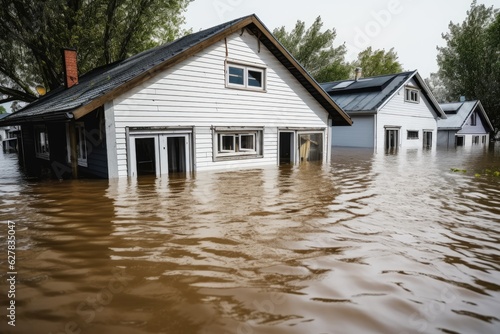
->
[[376, 79, 438, 152], [111, 30, 330, 176], [332, 115, 374, 147]]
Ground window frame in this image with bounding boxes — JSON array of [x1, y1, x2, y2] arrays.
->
[[404, 87, 420, 103], [407, 130, 419, 140], [66, 122, 88, 167], [470, 112, 477, 126], [34, 125, 50, 160], [213, 127, 263, 161], [226, 62, 266, 91]]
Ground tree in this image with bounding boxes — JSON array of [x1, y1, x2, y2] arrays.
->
[[0, 0, 191, 104], [354, 47, 403, 77], [0, 105, 6, 114], [437, 1, 500, 134], [273, 16, 351, 82], [425, 72, 451, 103]]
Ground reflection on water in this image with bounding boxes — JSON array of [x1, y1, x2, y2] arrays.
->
[[1, 146, 499, 334]]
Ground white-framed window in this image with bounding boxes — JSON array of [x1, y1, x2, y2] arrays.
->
[[34, 125, 50, 159], [407, 130, 419, 139], [473, 136, 480, 144], [405, 87, 420, 103], [213, 127, 263, 160], [226, 62, 265, 91], [482, 135, 486, 144], [66, 123, 88, 167], [470, 112, 477, 126]]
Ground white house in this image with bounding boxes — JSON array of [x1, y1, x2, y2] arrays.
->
[[0, 15, 351, 179], [321, 71, 447, 152], [437, 101, 493, 149]]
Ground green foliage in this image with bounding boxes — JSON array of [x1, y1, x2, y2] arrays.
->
[[425, 72, 451, 103], [437, 1, 500, 135], [0, 0, 192, 104], [273, 16, 351, 82], [354, 47, 403, 77], [451, 168, 467, 173], [0, 105, 6, 114], [475, 169, 500, 178]]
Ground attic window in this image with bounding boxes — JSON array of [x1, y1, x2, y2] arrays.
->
[[226, 63, 265, 91], [470, 112, 477, 126], [405, 87, 419, 103]]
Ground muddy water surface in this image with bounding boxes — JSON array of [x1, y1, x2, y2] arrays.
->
[[1, 146, 499, 334]]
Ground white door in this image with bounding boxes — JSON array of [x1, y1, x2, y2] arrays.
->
[[129, 133, 191, 177]]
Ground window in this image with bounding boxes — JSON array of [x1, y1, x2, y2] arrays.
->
[[34, 125, 50, 159], [226, 63, 265, 90], [66, 123, 88, 167], [473, 136, 479, 144], [405, 87, 419, 103], [482, 135, 486, 144], [213, 128, 263, 160], [470, 112, 477, 126], [407, 130, 419, 139]]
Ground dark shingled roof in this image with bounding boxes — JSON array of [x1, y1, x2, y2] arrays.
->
[[1, 14, 351, 126], [321, 71, 446, 118]]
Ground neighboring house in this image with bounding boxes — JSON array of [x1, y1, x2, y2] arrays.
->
[[437, 100, 494, 149], [0, 113, 19, 153], [321, 71, 447, 152], [0, 14, 351, 179]]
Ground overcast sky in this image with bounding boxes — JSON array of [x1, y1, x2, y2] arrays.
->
[[183, 0, 498, 79]]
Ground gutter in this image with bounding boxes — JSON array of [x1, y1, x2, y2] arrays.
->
[[0, 111, 74, 126]]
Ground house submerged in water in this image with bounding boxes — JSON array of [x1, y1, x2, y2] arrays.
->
[[321, 70, 447, 152], [0, 14, 351, 179], [437, 100, 494, 149]]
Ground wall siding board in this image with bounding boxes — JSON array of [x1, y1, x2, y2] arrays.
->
[[332, 115, 374, 148], [376, 80, 438, 152], [112, 30, 330, 176]]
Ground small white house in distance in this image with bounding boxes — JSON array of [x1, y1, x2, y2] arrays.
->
[[321, 71, 447, 153], [0, 14, 351, 179], [437, 101, 494, 149]]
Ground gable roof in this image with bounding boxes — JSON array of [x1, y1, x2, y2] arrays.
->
[[1, 14, 351, 126], [438, 100, 494, 132], [320, 70, 446, 118]]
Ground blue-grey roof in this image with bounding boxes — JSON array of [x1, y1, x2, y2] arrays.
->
[[438, 101, 494, 131], [321, 71, 446, 118], [1, 14, 351, 126]]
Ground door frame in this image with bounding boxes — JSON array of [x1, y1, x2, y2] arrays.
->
[[384, 126, 400, 152], [127, 127, 193, 177], [278, 128, 326, 165]]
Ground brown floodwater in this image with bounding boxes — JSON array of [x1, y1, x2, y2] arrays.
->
[[1, 146, 500, 334]]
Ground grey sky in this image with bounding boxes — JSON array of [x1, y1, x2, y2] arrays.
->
[[183, 0, 498, 79]]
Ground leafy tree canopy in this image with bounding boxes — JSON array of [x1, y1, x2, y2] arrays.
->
[[0, 105, 6, 114], [437, 0, 500, 134], [0, 0, 191, 104], [273, 16, 351, 82], [354, 47, 403, 77]]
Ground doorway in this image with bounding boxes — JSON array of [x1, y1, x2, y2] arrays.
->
[[385, 128, 399, 152], [423, 131, 433, 149], [135, 137, 157, 175], [279, 132, 294, 165], [129, 133, 191, 177], [456, 136, 464, 147]]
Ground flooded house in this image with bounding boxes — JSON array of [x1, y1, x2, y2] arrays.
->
[[321, 70, 447, 152], [437, 100, 494, 149], [0, 14, 351, 179]]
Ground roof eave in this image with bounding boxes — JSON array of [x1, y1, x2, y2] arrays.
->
[[0, 111, 73, 126], [69, 15, 352, 126]]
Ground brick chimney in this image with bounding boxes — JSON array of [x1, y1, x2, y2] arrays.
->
[[62, 48, 78, 88]]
